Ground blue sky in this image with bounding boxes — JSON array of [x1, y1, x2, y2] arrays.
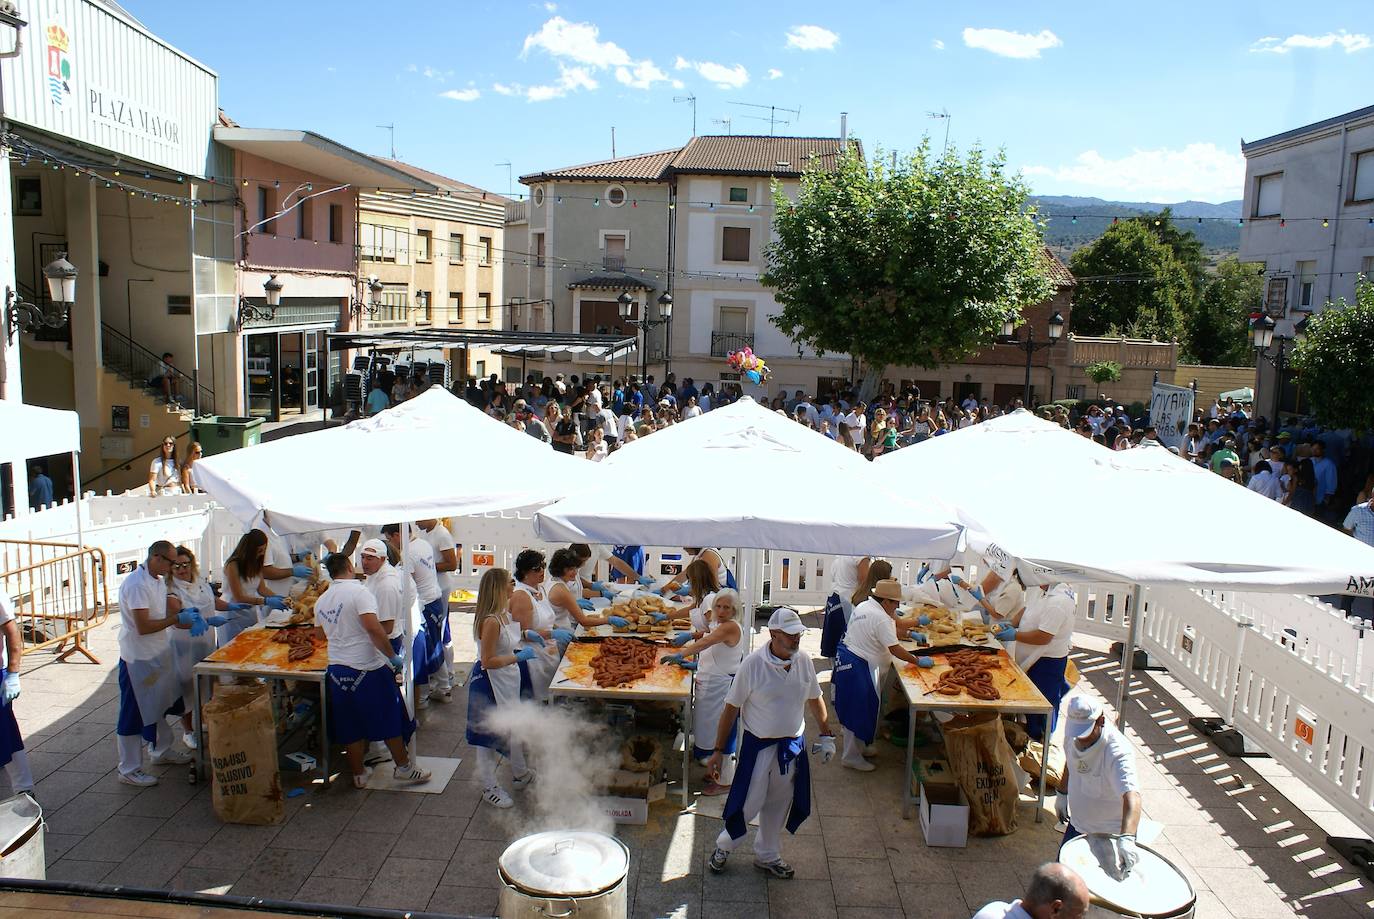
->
[[133, 1, 1372, 203]]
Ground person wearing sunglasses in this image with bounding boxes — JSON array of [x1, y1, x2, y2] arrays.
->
[[179, 441, 205, 494], [167, 546, 250, 749], [508, 549, 558, 704], [148, 438, 183, 497], [115, 541, 204, 786]]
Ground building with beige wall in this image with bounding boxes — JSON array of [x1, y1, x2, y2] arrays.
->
[[358, 160, 506, 383]]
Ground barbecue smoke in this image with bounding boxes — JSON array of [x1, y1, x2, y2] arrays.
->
[[485, 701, 619, 835]]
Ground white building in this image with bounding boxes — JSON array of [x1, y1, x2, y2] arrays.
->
[[1239, 104, 1374, 418]]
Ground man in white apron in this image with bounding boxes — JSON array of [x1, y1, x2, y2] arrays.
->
[[994, 568, 1076, 742], [416, 520, 459, 699], [705, 609, 837, 880], [1057, 696, 1142, 881], [115, 541, 200, 786], [832, 579, 933, 771], [0, 591, 33, 794], [383, 524, 444, 706]]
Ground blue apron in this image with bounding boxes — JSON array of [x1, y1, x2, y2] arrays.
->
[[326, 664, 415, 747], [1024, 656, 1070, 741], [420, 598, 447, 679], [464, 659, 533, 755], [723, 731, 811, 841], [819, 593, 847, 659], [831, 643, 880, 744], [610, 546, 645, 582], [0, 668, 23, 767]]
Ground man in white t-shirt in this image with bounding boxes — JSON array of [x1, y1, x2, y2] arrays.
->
[[840, 406, 866, 447], [0, 591, 33, 794], [383, 524, 447, 705], [971, 862, 1089, 919], [316, 553, 430, 789], [1057, 696, 1142, 882], [995, 572, 1076, 742], [114, 540, 199, 786], [820, 554, 870, 658], [360, 540, 404, 646], [417, 519, 459, 698], [706, 608, 836, 880]]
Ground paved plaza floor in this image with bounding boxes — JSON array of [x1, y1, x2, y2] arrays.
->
[[6, 612, 1372, 918]]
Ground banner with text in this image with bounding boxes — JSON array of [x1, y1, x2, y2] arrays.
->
[[1149, 382, 1195, 449]]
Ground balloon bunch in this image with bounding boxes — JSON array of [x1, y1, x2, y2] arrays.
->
[[726, 347, 771, 385]]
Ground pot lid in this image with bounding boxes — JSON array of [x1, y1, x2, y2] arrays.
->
[[500, 831, 629, 897]]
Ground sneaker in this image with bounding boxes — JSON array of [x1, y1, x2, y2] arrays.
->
[[182, 732, 198, 751], [149, 748, 193, 766], [429, 688, 453, 704], [700, 781, 730, 797], [352, 767, 373, 790], [512, 768, 536, 791], [393, 762, 432, 783], [118, 769, 158, 787], [862, 744, 878, 758], [364, 742, 391, 767], [753, 858, 795, 879], [841, 757, 876, 773], [708, 847, 730, 873], [483, 785, 514, 809]]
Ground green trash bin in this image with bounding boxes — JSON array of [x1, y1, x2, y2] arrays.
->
[[191, 416, 264, 457]]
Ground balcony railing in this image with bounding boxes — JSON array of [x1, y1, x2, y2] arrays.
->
[[710, 330, 754, 358], [1067, 334, 1177, 369], [602, 255, 626, 271]]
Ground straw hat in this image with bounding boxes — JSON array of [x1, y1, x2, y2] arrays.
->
[[871, 578, 903, 602]]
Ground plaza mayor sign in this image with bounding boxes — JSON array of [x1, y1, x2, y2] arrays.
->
[[88, 87, 181, 147]]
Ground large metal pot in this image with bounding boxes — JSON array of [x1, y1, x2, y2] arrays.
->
[[498, 830, 629, 919]]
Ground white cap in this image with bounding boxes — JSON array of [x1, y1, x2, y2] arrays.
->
[[360, 538, 389, 559], [766, 607, 806, 635], [1064, 695, 1103, 739]]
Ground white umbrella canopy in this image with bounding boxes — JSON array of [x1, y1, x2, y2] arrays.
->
[[196, 388, 598, 535], [874, 411, 1374, 596], [534, 398, 967, 558]]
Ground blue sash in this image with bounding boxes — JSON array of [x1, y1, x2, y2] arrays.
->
[[1024, 656, 1070, 741], [611, 546, 645, 581], [0, 668, 22, 767], [819, 593, 847, 659], [722, 731, 811, 841], [724, 567, 737, 590], [421, 598, 447, 675], [832, 643, 880, 744], [464, 659, 532, 755]]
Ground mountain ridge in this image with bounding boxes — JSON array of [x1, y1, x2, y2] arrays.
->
[[1031, 195, 1242, 253]]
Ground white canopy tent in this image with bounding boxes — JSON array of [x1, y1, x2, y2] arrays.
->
[[6, 401, 81, 460], [196, 388, 598, 535], [534, 397, 966, 559]]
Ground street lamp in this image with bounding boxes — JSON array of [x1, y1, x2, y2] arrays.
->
[[237, 274, 286, 326], [617, 289, 673, 380], [349, 276, 386, 321], [1253, 314, 1302, 423], [999, 309, 1065, 406], [6, 252, 79, 344]]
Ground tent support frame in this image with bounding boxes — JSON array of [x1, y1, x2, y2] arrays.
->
[[1114, 583, 1143, 729]]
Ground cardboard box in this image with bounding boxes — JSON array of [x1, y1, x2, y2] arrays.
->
[[910, 757, 957, 796], [918, 781, 969, 848], [595, 781, 667, 825]]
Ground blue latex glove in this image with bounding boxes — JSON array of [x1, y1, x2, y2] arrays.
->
[[206, 615, 229, 627], [995, 623, 1017, 642], [916, 614, 931, 626], [2, 673, 19, 703], [264, 596, 287, 611], [637, 575, 656, 587], [980, 609, 991, 626], [670, 631, 693, 647], [387, 654, 404, 673], [908, 631, 928, 644], [600, 588, 616, 600], [648, 612, 668, 623], [226, 601, 252, 612], [176, 609, 200, 626], [291, 562, 312, 579], [672, 584, 691, 597], [514, 647, 537, 663], [916, 656, 935, 668], [666, 655, 696, 671], [969, 586, 985, 601], [524, 629, 544, 644], [551, 628, 575, 644], [577, 598, 596, 611], [916, 564, 930, 584], [607, 616, 630, 629], [188, 615, 209, 638], [591, 580, 606, 592], [948, 573, 963, 586]]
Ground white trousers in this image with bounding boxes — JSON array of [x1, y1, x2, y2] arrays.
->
[[475, 744, 527, 791], [4, 749, 32, 792], [841, 726, 869, 764], [714, 748, 795, 864], [116, 720, 173, 776]]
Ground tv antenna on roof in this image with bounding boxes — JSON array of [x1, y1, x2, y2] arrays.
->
[[729, 102, 801, 136], [377, 123, 396, 159], [926, 108, 951, 152], [673, 93, 697, 137], [496, 161, 512, 198], [711, 116, 733, 135]]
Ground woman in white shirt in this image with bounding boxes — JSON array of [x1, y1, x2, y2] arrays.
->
[[179, 441, 204, 494], [682, 396, 702, 419], [148, 438, 182, 496], [678, 558, 723, 633], [508, 549, 560, 702], [466, 567, 536, 808], [167, 546, 245, 747], [668, 588, 745, 794], [583, 427, 608, 461]]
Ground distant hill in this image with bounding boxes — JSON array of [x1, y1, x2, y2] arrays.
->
[[1032, 195, 1243, 256]]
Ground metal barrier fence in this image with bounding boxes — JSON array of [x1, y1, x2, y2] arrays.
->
[[0, 539, 109, 664]]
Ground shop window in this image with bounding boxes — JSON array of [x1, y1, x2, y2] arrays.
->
[[13, 176, 41, 216], [329, 204, 344, 242]]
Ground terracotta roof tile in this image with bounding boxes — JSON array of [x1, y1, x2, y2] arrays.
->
[[1040, 247, 1075, 287], [669, 135, 859, 177], [521, 149, 679, 184], [374, 157, 505, 200], [567, 274, 656, 290]]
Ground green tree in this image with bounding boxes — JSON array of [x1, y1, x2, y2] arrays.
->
[[1068, 220, 1194, 342], [1134, 208, 1206, 288], [1084, 360, 1123, 384], [1187, 257, 1264, 365], [761, 141, 1052, 371], [1290, 280, 1374, 431]]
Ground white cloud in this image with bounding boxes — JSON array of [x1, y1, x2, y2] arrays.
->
[[671, 78, 685, 90], [615, 59, 670, 90], [543, 1, 557, 9], [1022, 143, 1244, 202], [526, 65, 598, 102], [785, 25, 838, 51], [931, 39, 945, 51], [492, 82, 522, 96], [1250, 31, 1371, 54], [440, 88, 480, 102], [675, 57, 749, 89], [767, 68, 784, 80], [962, 27, 1062, 59]]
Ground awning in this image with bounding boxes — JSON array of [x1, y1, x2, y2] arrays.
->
[[327, 327, 637, 356], [213, 128, 436, 191], [0, 401, 81, 458], [489, 342, 637, 362]]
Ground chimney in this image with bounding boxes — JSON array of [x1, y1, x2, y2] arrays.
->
[[840, 112, 848, 145]]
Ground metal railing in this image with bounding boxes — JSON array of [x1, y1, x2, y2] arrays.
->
[[100, 322, 215, 415], [710, 330, 754, 358], [602, 255, 626, 271], [0, 538, 109, 664]]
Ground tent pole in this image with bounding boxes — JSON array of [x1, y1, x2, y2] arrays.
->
[[400, 522, 417, 727], [73, 449, 89, 616], [1114, 583, 1143, 729]]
